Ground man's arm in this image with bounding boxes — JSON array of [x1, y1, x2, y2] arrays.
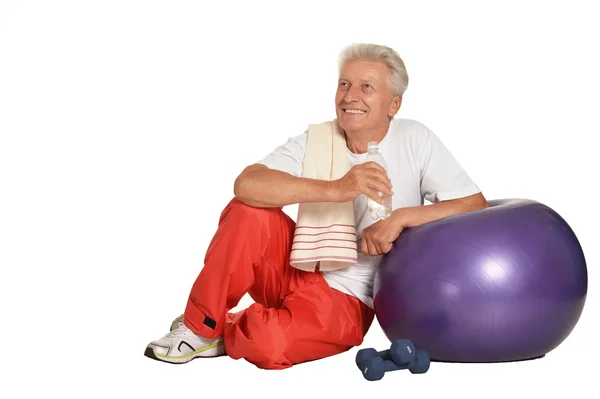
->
[[233, 164, 336, 208], [234, 162, 393, 208], [360, 192, 488, 256], [394, 192, 489, 228]]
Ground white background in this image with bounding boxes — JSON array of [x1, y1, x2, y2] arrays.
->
[[1, 1, 598, 398]]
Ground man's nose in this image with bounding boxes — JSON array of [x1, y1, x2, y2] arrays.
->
[[343, 85, 361, 103]]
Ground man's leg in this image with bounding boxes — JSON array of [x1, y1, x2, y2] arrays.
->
[[145, 198, 297, 363], [223, 273, 375, 370], [183, 197, 297, 338]]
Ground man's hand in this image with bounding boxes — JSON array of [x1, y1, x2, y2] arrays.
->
[[360, 212, 405, 256], [333, 162, 393, 204]]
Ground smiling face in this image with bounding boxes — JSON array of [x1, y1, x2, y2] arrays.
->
[[335, 60, 402, 138]]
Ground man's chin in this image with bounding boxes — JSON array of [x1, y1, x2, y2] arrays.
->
[[338, 119, 366, 134]]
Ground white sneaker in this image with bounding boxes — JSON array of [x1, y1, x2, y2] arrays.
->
[[145, 323, 226, 364]]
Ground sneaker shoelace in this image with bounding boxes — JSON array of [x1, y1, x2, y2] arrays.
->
[[165, 325, 191, 339]]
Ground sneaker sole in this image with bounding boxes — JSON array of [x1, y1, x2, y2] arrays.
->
[[144, 341, 226, 364]]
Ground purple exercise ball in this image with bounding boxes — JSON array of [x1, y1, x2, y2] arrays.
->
[[373, 198, 588, 363]]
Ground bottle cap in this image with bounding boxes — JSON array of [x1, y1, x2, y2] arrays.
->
[[367, 141, 379, 150]]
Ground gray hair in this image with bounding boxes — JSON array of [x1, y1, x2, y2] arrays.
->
[[338, 43, 409, 97]]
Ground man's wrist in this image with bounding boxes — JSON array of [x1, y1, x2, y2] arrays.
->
[[325, 180, 339, 202], [392, 208, 409, 229]]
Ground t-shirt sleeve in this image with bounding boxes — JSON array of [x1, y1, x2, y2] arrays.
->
[[416, 126, 481, 203], [256, 132, 308, 178]]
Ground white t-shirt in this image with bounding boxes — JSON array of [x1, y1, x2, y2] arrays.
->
[[257, 118, 481, 308]]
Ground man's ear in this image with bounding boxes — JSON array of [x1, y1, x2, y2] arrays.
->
[[388, 96, 403, 117]]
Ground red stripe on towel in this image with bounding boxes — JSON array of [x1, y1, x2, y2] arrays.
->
[[293, 238, 356, 244], [295, 223, 355, 229], [292, 245, 356, 251], [290, 255, 358, 262], [295, 231, 356, 237]]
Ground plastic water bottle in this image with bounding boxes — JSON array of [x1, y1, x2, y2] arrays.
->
[[365, 141, 392, 221]]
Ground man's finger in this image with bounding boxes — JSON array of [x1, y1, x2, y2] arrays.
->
[[382, 242, 393, 254], [367, 240, 378, 257], [377, 241, 389, 256], [371, 171, 393, 189], [367, 178, 394, 196], [363, 161, 387, 174], [365, 188, 385, 204]]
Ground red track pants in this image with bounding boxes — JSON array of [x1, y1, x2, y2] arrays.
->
[[183, 198, 374, 370]]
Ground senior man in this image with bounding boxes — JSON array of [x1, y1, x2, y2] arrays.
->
[[144, 42, 488, 370]]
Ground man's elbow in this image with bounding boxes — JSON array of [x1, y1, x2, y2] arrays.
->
[[233, 164, 265, 202], [233, 171, 251, 201], [467, 192, 489, 211], [447, 192, 489, 213]]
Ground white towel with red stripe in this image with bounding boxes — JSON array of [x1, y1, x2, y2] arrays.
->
[[289, 119, 358, 272]]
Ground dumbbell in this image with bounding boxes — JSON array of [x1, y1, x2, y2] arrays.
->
[[356, 345, 430, 381], [358, 349, 431, 381], [356, 339, 416, 369]]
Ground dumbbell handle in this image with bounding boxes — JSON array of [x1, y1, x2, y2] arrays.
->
[[388, 358, 416, 371], [361, 349, 409, 367], [360, 357, 402, 381], [373, 348, 414, 366], [381, 359, 404, 373], [374, 349, 392, 361]]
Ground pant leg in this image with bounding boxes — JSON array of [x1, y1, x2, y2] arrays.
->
[[184, 197, 375, 370], [224, 271, 375, 370], [183, 198, 297, 339]]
